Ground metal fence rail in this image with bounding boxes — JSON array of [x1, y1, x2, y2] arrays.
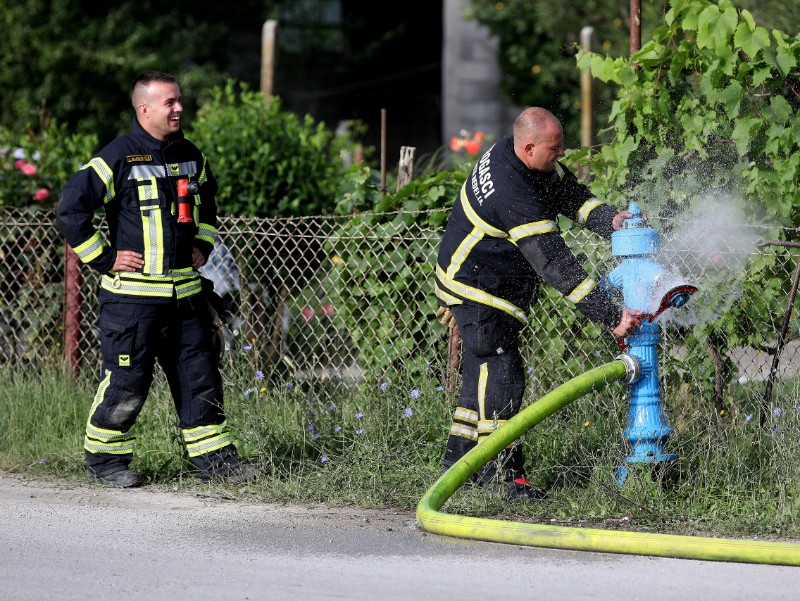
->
[[2, 206, 799, 415]]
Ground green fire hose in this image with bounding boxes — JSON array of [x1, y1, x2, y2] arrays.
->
[[416, 357, 800, 566]]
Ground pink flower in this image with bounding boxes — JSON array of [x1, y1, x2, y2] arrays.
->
[[19, 162, 38, 176], [321, 303, 335, 317], [300, 306, 315, 322], [33, 188, 50, 201]]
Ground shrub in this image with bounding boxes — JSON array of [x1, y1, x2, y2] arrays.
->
[[0, 121, 97, 209], [187, 80, 362, 218]]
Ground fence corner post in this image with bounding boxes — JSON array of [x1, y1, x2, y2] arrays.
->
[[63, 242, 82, 383]]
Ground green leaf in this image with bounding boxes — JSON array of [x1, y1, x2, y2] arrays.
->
[[731, 117, 762, 156], [613, 136, 638, 166], [775, 46, 797, 76], [697, 5, 738, 50], [717, 81, 743, 119], [751, 67, 773, 87], [766, 95, 793, 126], [733, 20, 772, 58]]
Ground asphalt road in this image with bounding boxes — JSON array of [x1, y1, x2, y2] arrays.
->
[[1, 474, 798, 601]]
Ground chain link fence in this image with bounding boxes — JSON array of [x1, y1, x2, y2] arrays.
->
[[3, 205, 800, 419]]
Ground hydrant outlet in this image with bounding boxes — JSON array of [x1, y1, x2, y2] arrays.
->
[[616, 353, 641, 384]]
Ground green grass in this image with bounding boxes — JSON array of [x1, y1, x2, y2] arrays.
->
[[3, 357, 800, 541]]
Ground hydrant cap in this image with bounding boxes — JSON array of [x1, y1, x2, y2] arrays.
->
[[611, 201, 660, 257]]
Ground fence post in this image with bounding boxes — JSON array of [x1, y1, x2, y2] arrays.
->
[[446, 326, 462, 394], [380, 108, 387, 196], [261, 19, 278, 104], [580, 26, 594, 151], [63, 242, 82, 381], [397, 146, 416, 190]]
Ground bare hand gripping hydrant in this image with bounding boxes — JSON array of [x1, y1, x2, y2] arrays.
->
[[602, 201, 697, 485]]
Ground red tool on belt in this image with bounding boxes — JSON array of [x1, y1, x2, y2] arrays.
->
[[176, 179, 199, 224]]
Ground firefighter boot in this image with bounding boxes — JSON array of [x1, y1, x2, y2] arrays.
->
[[87, 467, 143, 488], [196, 449, 259, 484]]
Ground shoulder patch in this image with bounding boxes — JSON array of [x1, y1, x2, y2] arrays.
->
[[126, 154, 152, 163]]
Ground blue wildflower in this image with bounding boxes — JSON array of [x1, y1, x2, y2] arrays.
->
[[356, 412, 364, 419], [313, 434, 320, 440], [410, 388, 420, 398], [380, 382, 389, 391], [244, 388, 253, 397], [334, 426, 342, 433], [328, 404, 336, 412], [287, 382, 294, 390], [404, 408, 413, 418], [321, 455, 329, 463], [307, 425, 314, 432], [744, 414, 753, 424], [356, 429, 364, 435], [244, 344, 252, 351], [436, 385, 444, 392], [773, 407, 783, 417], [255, 370, 264, 380]]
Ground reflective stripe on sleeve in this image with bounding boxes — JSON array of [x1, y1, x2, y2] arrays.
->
[[508, 220, 558, 242], [566, 277, 597, 304], [73, 232, 106, 263], [80, 157, 115, 203], [577, 198, 603, 225]]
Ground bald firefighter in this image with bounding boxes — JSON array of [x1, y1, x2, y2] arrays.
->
[[435, 107, 641, 499]]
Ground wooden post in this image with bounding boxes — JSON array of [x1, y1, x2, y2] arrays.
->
[[580, 26, 595, 150], [396, 146, 416, 190], [261, 20, 278, 104], [380, 109, 387, 196], [63, 242, 82, 382], [630, 0, 641, 55], [447, 325, 462, 394]]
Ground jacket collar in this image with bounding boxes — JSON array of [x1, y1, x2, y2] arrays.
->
[[130, 116, 185, 151]]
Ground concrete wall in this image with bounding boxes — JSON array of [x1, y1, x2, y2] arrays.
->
[[442, 0, 520, 147]]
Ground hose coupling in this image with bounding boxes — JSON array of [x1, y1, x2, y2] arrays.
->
[[616, 353, 641, 384]]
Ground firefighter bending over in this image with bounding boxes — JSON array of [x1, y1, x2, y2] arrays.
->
[[434, 107, 641, 499]]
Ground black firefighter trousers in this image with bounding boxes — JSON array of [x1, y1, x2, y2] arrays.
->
[[441, 303, 527, 485], [84, 294, 238, 477]]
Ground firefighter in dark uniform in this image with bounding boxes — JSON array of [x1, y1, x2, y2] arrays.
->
[[56, 71, 256, 487], [435, 107, 642, 499]]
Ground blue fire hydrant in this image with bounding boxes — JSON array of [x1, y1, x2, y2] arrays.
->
[[603, 201, 696, 485]]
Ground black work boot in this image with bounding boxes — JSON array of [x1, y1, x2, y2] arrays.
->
[[196, 450, 259, 484], [207, 462, 260, 485], [87, 467, 143, 488]]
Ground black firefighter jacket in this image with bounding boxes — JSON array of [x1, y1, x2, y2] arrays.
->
[[56, 118, 217, 303], [435, 136, 622, 330]]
